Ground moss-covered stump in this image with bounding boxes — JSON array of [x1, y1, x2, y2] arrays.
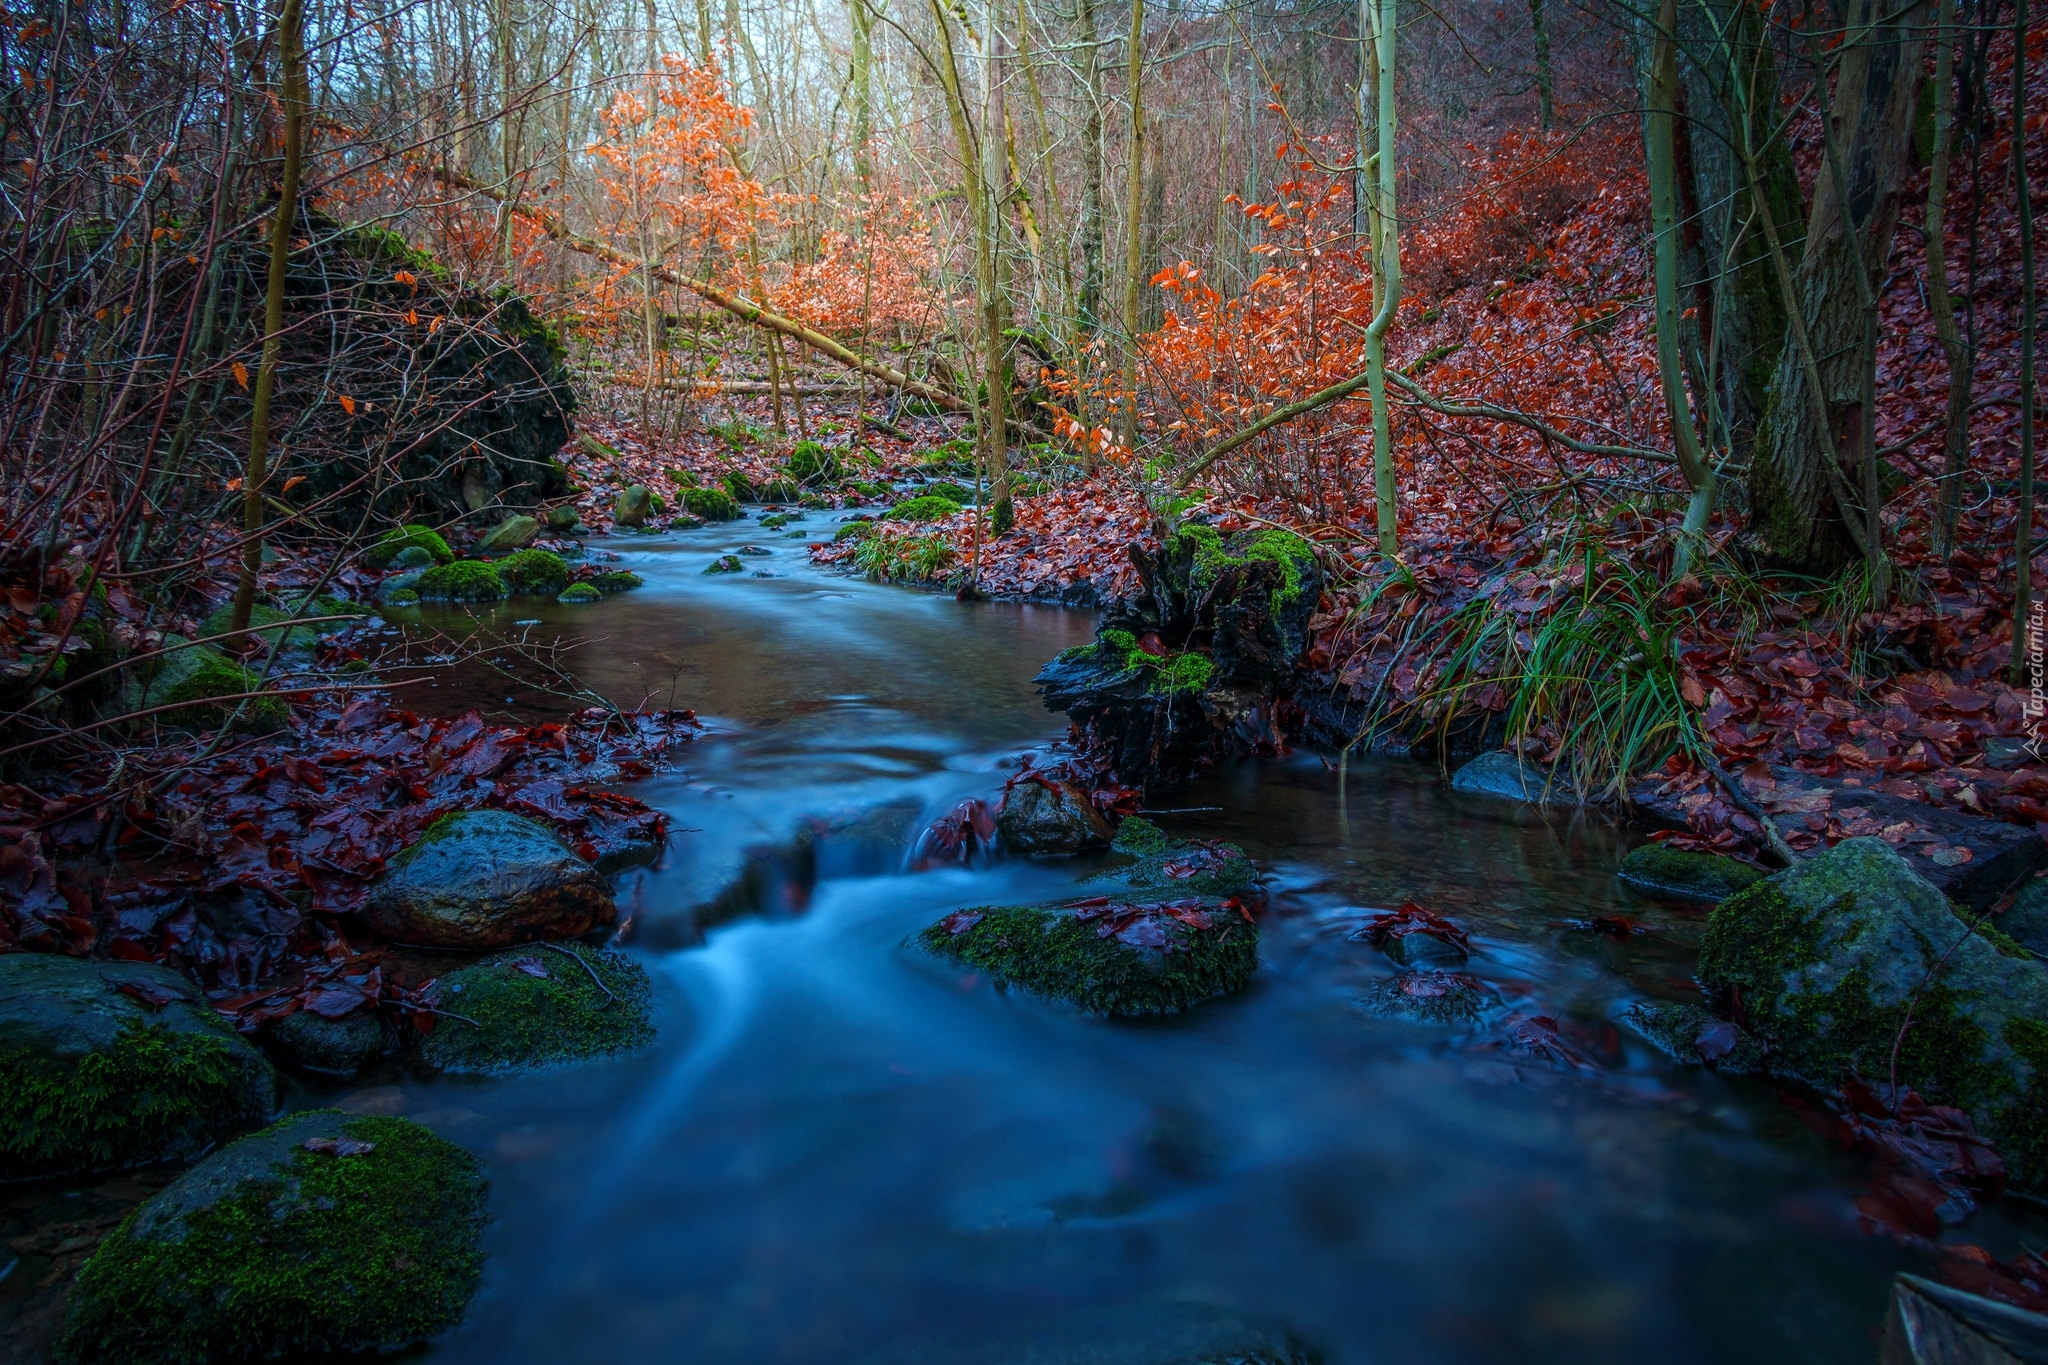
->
[[0, 956, 276, 1181], [918, 898, 1257, 1016], [419, 944, 652, 1073], [997, 778, 1114, 855], [1699, 837, 2048, 1187], [1619, 844, 1764, 903], [415, 559, 508, 602], [122, 637, 286, 731], [362, 809, 615, 949], [1085, 816, 1258, 898], [473, 513, 540, 554], [56, 1111, 487, 1365], [614, 484, 653, 527], [364, 523, 453, 569]]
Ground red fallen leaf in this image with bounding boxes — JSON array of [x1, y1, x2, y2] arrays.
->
[[406, 1008, 438, 1036], [303, 1136, 376, 1157], [937, 909, 984, 935], [1941, 688, 1990, 713], [116, 980, 189, 1009], [1355, 902, 1473, 954], [301, 985, 369, 1018], [335, 697, 383, 733], [1694, 1020, 1740, 1061]]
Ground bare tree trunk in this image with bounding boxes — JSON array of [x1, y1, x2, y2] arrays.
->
[[850, 0, 873, 190], [2008, 0, 2036, 681], [1928, 8, 1975, 557], [1361, 0, 1400, 553], [1117, 0, 1144, 451], [232, 0, 306, 635], [1748, 0, 1930, 574], [1078, 0, 1104, 340], [1528, 0, 1554, 130]]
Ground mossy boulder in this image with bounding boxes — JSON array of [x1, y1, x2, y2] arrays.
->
[[833, 520, 874, 543], [1699, 837, 2048, 1187], [684, 486, 741, 521], [387, 544, 436, 570], [923, 480, 972, 503], [784, 440, 839, 485], [558, 582, 602, 604], [362, 809, 615, 949], [723, 471, 756, 503], [705, 554, 744, 574], [545, 503, 581, 531], [418, 944, 653, 1073], [1086, 816, 1258, 898], [382, 587, 421, 608], [918, 898, 1257, 1016], [758, 513, 791, 529], [887, 495, 959, 523], [997, 779, 1115, 855], [1619, 844, 1764, 903], [414, 559, 507, 602], [591, 570, 642, 593], [495, 547, 570, 595], [265, 1008, 386, 1078], [0, 955, 276, 1181], [473, 513, 540, 554], [666, 466, 700, 488], [364, 524, 453, 569], [614, 484, 653, 527], [197, 603, 317, 651], [57, 1110, 487, 1365], [125, 638, 286, 730]]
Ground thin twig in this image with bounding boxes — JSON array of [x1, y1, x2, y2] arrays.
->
[[536, 941, 616, 1009]]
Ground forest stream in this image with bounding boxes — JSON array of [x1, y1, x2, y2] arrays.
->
[[235, 512, 2038, 1365]]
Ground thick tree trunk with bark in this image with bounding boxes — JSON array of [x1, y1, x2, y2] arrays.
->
[[1748, 0, 1930, 574]]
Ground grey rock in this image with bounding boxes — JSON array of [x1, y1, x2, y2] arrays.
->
[[267, 1007, 387, 1076], [614, 485, 653, 527], [1359, 972, 1498, 1023], [0, 955, 276, 1180], [545, 503, 581, 531], [388, 544, 436, 570], [998, 779, 1114, 855], [1449, 750, 1574, 804], [474, 513, 540, 554], [362, 809, 615, 949], [2003, 876, 2048, 957]]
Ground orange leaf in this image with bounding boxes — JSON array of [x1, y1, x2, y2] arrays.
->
[[282, 476, 306, 493], [232, 361, 249, 389], [338, 394, 356, 415], [225, 477, 243, 492]]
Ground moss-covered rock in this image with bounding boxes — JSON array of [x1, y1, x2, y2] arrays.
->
[[918, 898, 1257, 1016], [833, 519, 874, 543], [1621, 1000, 1770, 1072], [197, 604, 317, 651], [0, 956, 276, 1181], [614, 484, 653, 527], [705, 554, 745, 574], [2004, 876, 2048, 957], [414, 559, 508, 602], [1620, 844, 1764, 903], [386, 544, 437, 570], [363, 809, 615, 949], [382, 587, 421, 608], [684, 487, 741, 521], [57, 1110, 487, 1365], [265, 1008, 386, 1078], [1086, 816, 1258, 898], [557, 582, 602, 604], [758, 513, 791, 529], [923, 481, 973, 503], [418, 943, 653, 1073], [591, 570, 643, 593], [495, 547, 570, 595], [886, 495, 960, 522], [364, 524, 453, 569], [723, 471, 757, 503], [1699, 837, 2048, 1187], [784, 440, 839, 485], [545, 503, 581, 531], [473, 513, 540, 554], [1358, 972, 1500, 1024], [125, 638, 286, 730]]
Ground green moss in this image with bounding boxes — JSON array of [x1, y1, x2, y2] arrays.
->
[[917, 903, 1257, 1016], [784, 440, 839, 484], [705, 554, 745, 575], [383, 588, 421, 607], [591, 570, 643, 593], [364, 524, 453, 569], [155, 650, 285, 729], [684, 487, 741, 521], [198, 604, 315, 651], [886, 495, 960, 523], [2000, 1018, 2048, 1188], [923, 481, 972, 503], [496, 548, 570, 595], [833, 520, 874, 543], [1, 1023, 268, 1181], [557, 583, 602, 604], [667, 466, 700, 487], [57, 1113, 486, 1365], [415, 559, 508, 602], [1112, 816, 1172, 857], [723, 471, 757, 503], [1619, 844, 1764, 903], [419, 944, 652, 1073], [1095, 628, 1213, 696], [1169, 523, 1317, 616], [758, 513, 791, 529]]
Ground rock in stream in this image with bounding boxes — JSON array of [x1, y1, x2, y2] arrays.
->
[[362, 808, 615, 949]]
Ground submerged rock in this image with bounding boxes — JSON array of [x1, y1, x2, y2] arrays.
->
[[362, 809, 615, 949], [57, 1110, 487, 1365], [1087, 816, 1258, 898], [265, 1007, 387, 1077], [1698, 837, 2048, 1186], [0, 956, 277, 1181], [419, 943, 652, 1073], [917, 897, 1257, 1017], [1358, 972, 1499, 1024], [1618, 844, 1764, 903], [1448, 750, 1573, 804], [996, 778, 1114, 855], [614, 484, 653, 527], [1033, 521, 1321, 790], [1622, 1000, 1769, 1072]]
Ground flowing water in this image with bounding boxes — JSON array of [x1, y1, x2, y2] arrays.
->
[[331, 514, 2032, 1363]]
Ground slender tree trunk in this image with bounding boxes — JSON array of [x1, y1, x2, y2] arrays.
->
[[1078, 0, 1104, 339], [1929, 9, 1975, 557], [1362, 0, 1400, 553], [1528, 0, 1554, 131], [1647, 0, 1717, 575], [1748, 0, 1931, 574], [2009, 0, 2036, 681], [1117, 0, 1144, 451], [231, 0, 306, 635], [850, 0, 873, 190]]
